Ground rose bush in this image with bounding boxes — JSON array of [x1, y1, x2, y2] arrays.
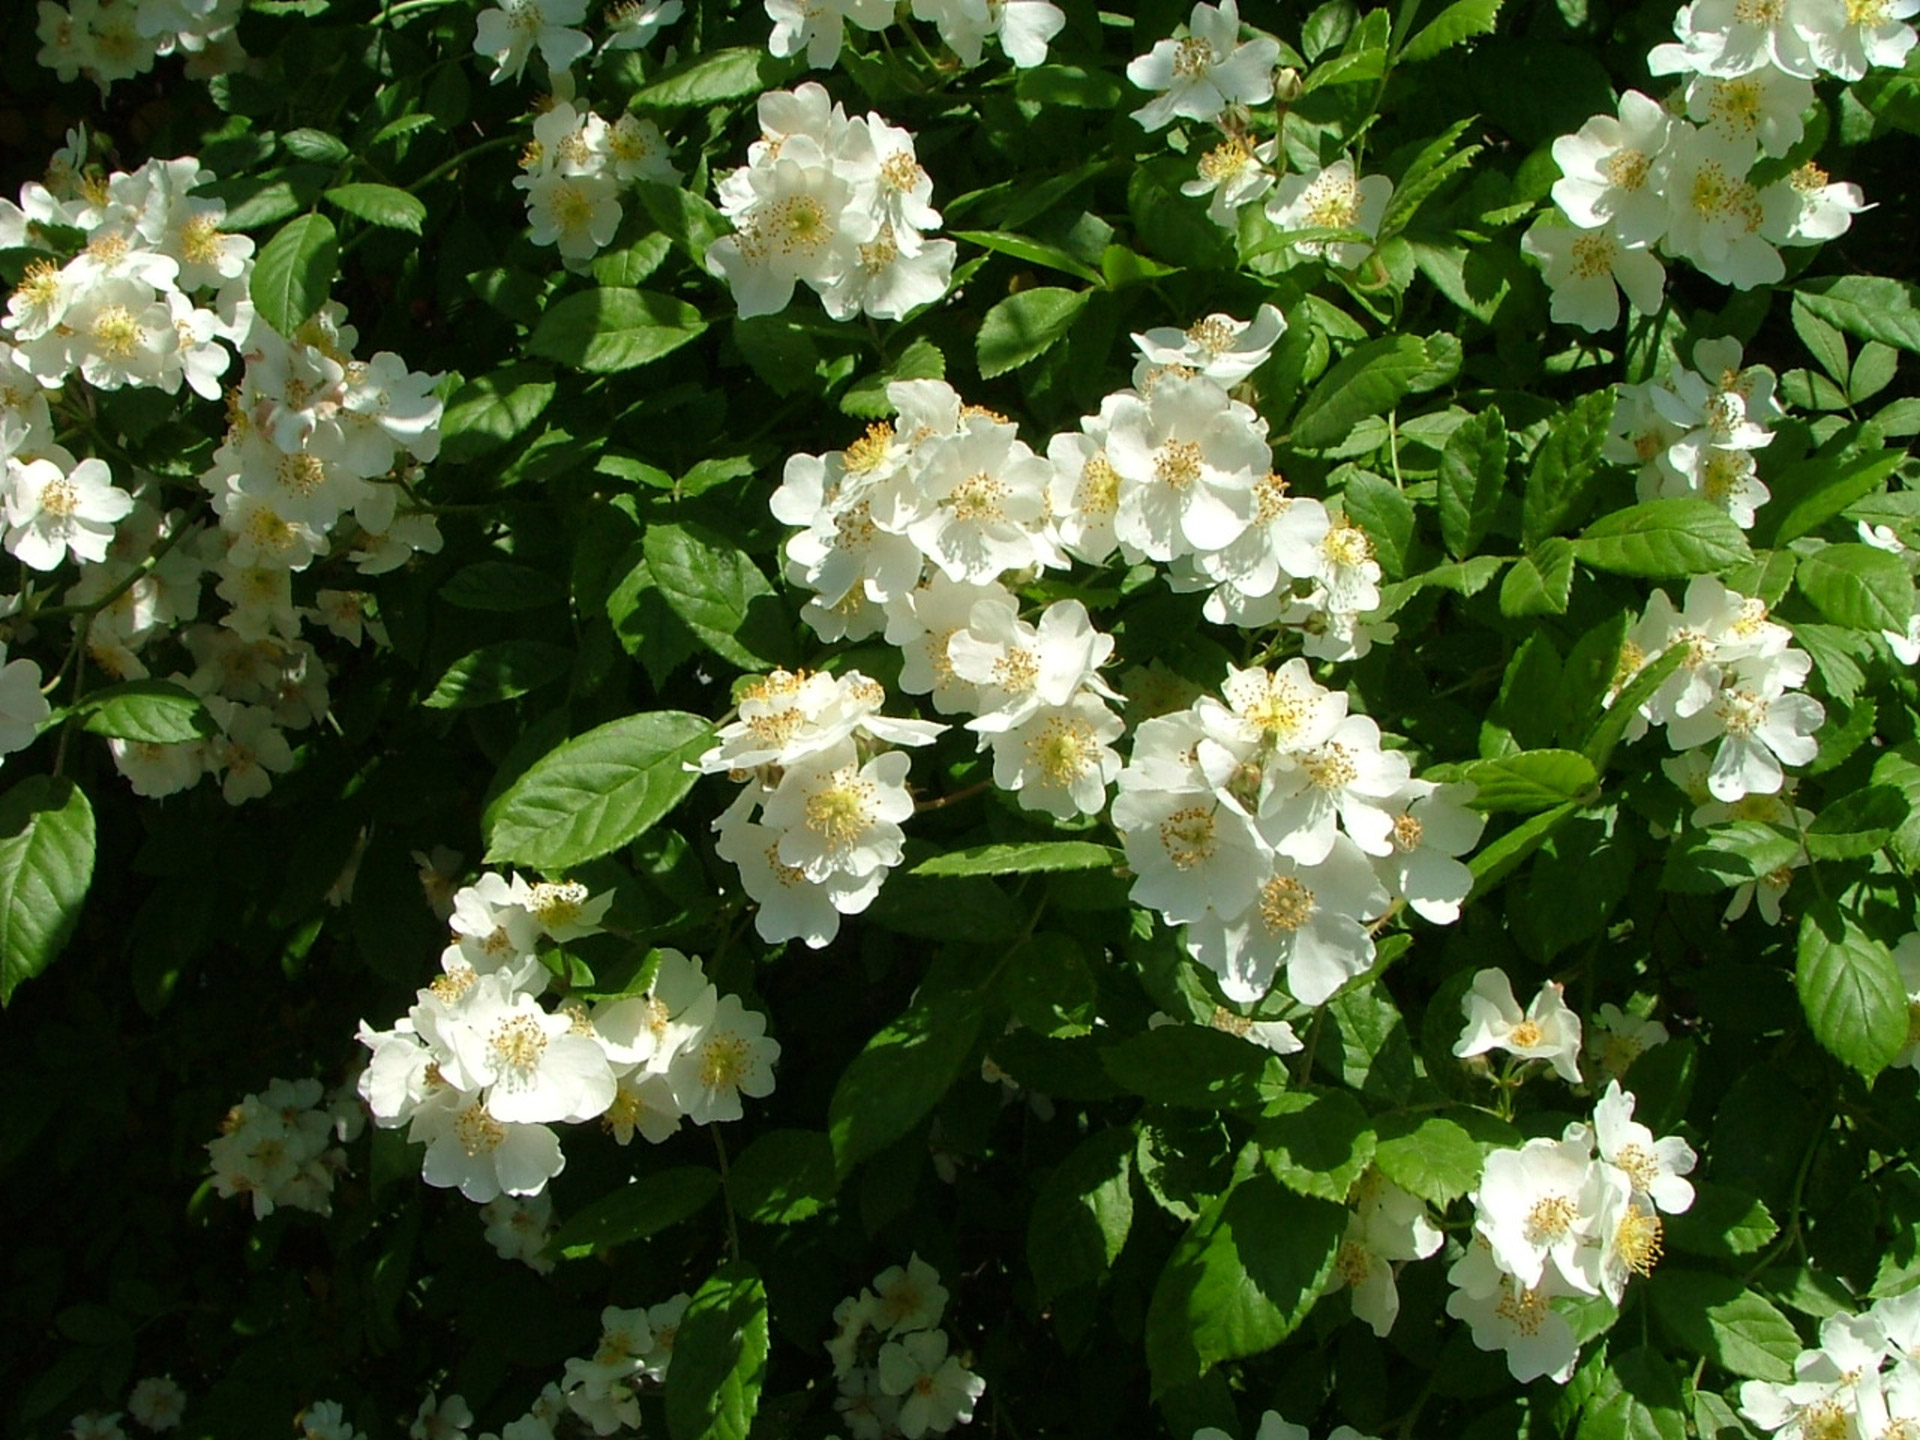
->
[[3, 0, 1919, 1437]]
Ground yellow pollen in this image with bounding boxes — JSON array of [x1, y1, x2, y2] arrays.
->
[[859, 228, 899, 275], [91, 304, 142, 358], [879, 152, 924, 192], [277, 452, 326, 495], [993, 647, 1040, 693], [805, 776, 876, 846], [1703, 450, 1748, 504], [1155, 439, 1204, 490], [603, 1087, 646, 1135], [40, 477, 80, 517], [455, 1101, 505, 1156], [88, 233, 130, 264], [507, 0, 547, 32], [699, 1033, 752, 1090], [1258, 875, 1315, 934], [16, 258, 61, 307], [1494, 1281, 1548, 1336], [428, 966, 478, 1004], [1715, 688, 1768, 737], [772, 195, 831, 254], [845, 422, 895, 473], [1159, 806, 1218, 868], [1335, 1241, 1374, 1286], [1570, 231, 1617, 279], [180, 214, 226, 266], [1527, 1193, 1578, 1242], [1209, 1005, 1253, 1038], [530, 880, 590, 931], [1199, 135, 1257, 182], [1801, 1402, 1849, 1440], [546, 183, 597, 235], [1171, 35, 1216, 77], [1708, 79, 1764, 133], [1790, 161, 1829, 193], [1304, 173, 1360, 230], [950, 471, 1009, 522], [1392, 812, 1423, 850], [242, 506, 300, 555], [1076, 453, 1120, 515], [519, 140, 545, 171], [1323, 521, 1373, 567], [1186, 317, 1237, 355], [1253, 471, 1291, 522], [1844, 0, 1887, 21], [1733, 0, 1782, 19], [1604, 149, 1651, 190], [1613, 1142, 1659, 1194], [1305, 742, 1358, 791], [1025, 714, 1100, 786], [1508, 1018, 1543, 1049], [490, 1014, 549, 1073]]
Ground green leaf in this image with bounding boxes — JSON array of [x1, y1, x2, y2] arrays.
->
[[840, 337, 945, 419], [1577, 1347, 1686, 1440], [636, 179, 730, 263], [1768, 448, 1904, 546], [1372, 1114, 1484, 1207], [1144, 1173, 1345, 1394], [1499, 539, 1575, 617], [665, 1261, 769, 1440], [530, 288, 709, 373], [424, 640, 572, 710], [282, 127, 350, 163], [1289, 335, 1431, 451], [641, 522, 794, 671], [1805, 785, 1909, 860], [1585, 645, 1687, 773], [549, 1167, 721, 1258], [1438, 408, 1508, 559], [828, 988, 985, 1174], [1795, 901, 1907, 1082], [1002, 933, 1098, 1039], [633, 46, 797, 108], [484, 710, 712, 870], [1664, 1185, 1778, 1261], [1523, 389, 1615, 546], [1127, 161, 1236, 270], [1254, 1090, 1375, 1202], [1660, 820, 1801, 894], [726, 1130, 838, 1226], [76, 681, 215, 744], [1792, 294, 1850, 383], [439, 561, 566, 612], [593, 233, 673, 289], [322, 182, 426, 233], [0, 777, 96, 1006], [976, 287, 1090, 379], [1466, 802, 1577, 900], [1794, 543, 1914, 633], [1463, 749, 1597, 811], [250, 213, 338, 336], [1574, 500, 1752, 578], [439, 363, 557, 465], [1102, 1027, 1273, 1110], [1796, 275, 1920, 354], [1401, 0, 1504, 62], [953, 230, 1104, 285], [1030, 1127, 1135, 1301], [1014, 63, 1125, 108], [912, 841, 1122, 877], [1649, 1270, 1801, 1382], [1340, 472, 1416, 578]]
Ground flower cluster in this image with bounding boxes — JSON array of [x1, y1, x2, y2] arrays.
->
[[1608, 337, 1785, 529], [480, 1192, 557, 1273], [707, 84, 957, 321], [702, 667, 944, 949], [827, 1256, 985, 1440], [1, 143, 445, 805], [357, 871, 778, 1201], [1113, 661, 1483, 1007], [766, 0, 1063, 71], [67, 1376, 188, 1440], [514, 98, 680, 265], [206, 1077, 357, 1219], [1740, 1292, 1920, 1438], [35, 0, 244, 94], [1449, 1080, 1696, 1384], [559, 1296, 692, 1435], [1525, 0, 1913, 325], [1613, 576, 1824, 805]]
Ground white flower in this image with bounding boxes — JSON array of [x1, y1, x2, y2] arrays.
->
[[1104, 373, 1264, 562], [1665, 652, 1824, 803], [414, 1096, 566, 1202], [1759, 161, 1872, 246], [1592, 1080, 1697, 1215], [1263, 160, 1394, 270], [873, 1254, 950, 1332], [665, 992, 780, 1124], [1660, 127, 1783, 289], [0, 643, 51, 761], [1444, 1242, 1582, 1385], [1797, 0, 1919, 78], [1551, 91, 1675, 245], [986, 695, 1125, 820], [767, 0, 893, 68], [602, 0, 682, 49], [1454, 968, 1584, 1083], [127, 1378, 187, 1433], [1132, 305, 1286, 385], [762, 743, 916, 881], [1474, 1131, 1625, 1295], [1127, 0, 1281, 131], [473, 0, 592, 83], [1182, 132, 1278, 227], [1685, 70, 1814, 156], [410, 1393, 474, 1440], [1374, 780, 1484, 923], [875, 1330, 986, 1438], [1522, 217, 1666, 332], [5, 455, 134, 570], [1586, 1004, 1669, 1081], [1647, 0, 1822, 78]]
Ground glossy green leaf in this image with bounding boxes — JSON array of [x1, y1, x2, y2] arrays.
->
[[1805, 785, 1909, 860], [1462, 749, 1597, 811], [634, 46, 797, 107], [828, 988, 984, 1174], [1030, 1127, 1135, 1301], [0, 777, 95, 1006], [977, 286, 1090, 378], [1649, 1270, 1801, 1382], [550, 1167, 721, 1258], [484, 710, 712, 870], [1102, 1027, 1273, 1110], [439, 363, 557, 464], [1522, 389, 1614, 546], [1795, 543, 1914, 633], [76, 681, 216, 744], [1401, 0, 1504, 62], [323, 182, 426, 232], [530, 288, 708, 373], [1576, 1347, 1686, 1440], [1795, 901, 1907, 1081], [1574, 499, 1752, 578], [726, 1130, 838, 1226], [250, 213, 338, 336], [1796, 275, 1920, 354], [641, 522, 794, 671], [1438, 407, 1507, 559], [1499, 538, 1575, 616], [912, 841, 1122, 877], [1289, 336, 1431, 451], [665, 1261, 769, 1440], [424, 641, 571, 710], [1372, 1114, 1484, 1208], [439, 561, 566, 612], [1254, 1090, 1375, 1201]]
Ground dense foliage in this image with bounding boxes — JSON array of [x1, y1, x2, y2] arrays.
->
[[3, 0, 1920, 1438]]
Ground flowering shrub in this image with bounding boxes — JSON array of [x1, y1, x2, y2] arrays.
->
[[3, 0, 1920, 1437]]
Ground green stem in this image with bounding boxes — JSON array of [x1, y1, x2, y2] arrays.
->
[[711, 1127, 742, 1258]]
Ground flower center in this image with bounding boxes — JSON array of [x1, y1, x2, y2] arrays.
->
[[1171, 35, 1217, 78], [1526, 1193, 1578, 1243], [1154, 439, 1205, 491], [805, 774, 877, 846], [455, 1101, 506, 1156], [1159, 806, 1218, 868], [699, 1033, 751, 1090], [491, 1014, 549, 1075], [1258, 875, 1315, 933], [1604, 148, 1650, 191]]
